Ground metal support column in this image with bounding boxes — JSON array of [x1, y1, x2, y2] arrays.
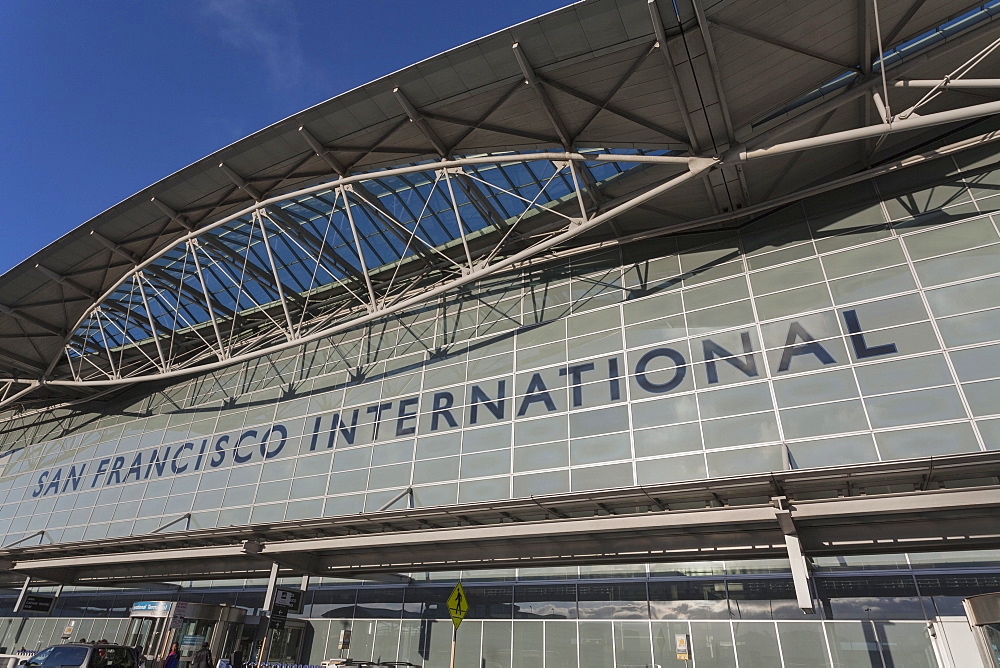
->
[[774, 497, 815, 613], [12, 577, 31, 614]]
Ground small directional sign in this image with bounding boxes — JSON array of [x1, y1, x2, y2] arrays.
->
[[269, 604, 288, 630], [273, 588, 303, 613], [21, 594, 54, 614], [446, 582, 468, 629]]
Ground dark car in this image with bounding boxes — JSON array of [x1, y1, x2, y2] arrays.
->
[[23, 644, 137, 668]]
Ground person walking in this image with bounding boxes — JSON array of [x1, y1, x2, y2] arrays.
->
[[193, 643, 213, 668], [163, 643, 180, 668]]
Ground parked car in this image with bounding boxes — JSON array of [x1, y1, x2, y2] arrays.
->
[[22, 644, 137, 668]]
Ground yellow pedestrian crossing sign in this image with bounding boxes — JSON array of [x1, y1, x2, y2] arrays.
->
[[447, 582, 469, 629]]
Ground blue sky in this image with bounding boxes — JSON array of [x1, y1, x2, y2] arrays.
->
[[0, 0, 570, 275]]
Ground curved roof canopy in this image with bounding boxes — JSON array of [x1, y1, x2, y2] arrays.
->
[[2, 0, 1000, 414]]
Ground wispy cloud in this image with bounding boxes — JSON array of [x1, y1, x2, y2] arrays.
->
[[202, 0, 307, 93]]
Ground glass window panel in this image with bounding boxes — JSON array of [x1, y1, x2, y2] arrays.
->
[[631, 395, 697, 429], [904, 216, 999, 260], [517, 320, 567, 348], [481, 621, 513, 667], [684, 276, 749, 310], [755, 283, 832, 321], [825, 621, 884, 666], [875, 422, 979, 459], [577, 621, 614, 668], [926, 275, 1000, 317], [514, 415, 567, 446], [218, 506, 250, 526], [329, 468, 368, 495], [422, 363, 467, 390], [568, 329, 623, 361], [787, 434, 878, 469], [458, 476, 509, 503], [939, 308, 1000, 347], [707, 444, 784, 477], [514, 585, 576, 619], [368, 463, 411, 490], [290, 474, 327, 499], [829, 264, 917, 304], [512, 469, 569, 497], [467, 353, 513, 380], [571, 462, 632, 491], [545, 622, 579, 667], [914, 244, 1000, 287], [624, 315, 687, 349], [651, 621, 697, 667], [976, 417, 1000, 450], [569, 434, 630, 466], [686, 300, 755, 336], [221, 484, 253, 509], [416, 432, 462, 459], [193, 489, 224, 511], [228, 463, 262, 487], [680, 242, 741, 274], [324, 494, 363, 516], [774, 368, 859, 408], [614, 621, 654, 667], [951, 343, 1000, 382], [513, 442, 568, 472], [636, 453, 707, 485], [747, 241, 816, 271], [875, 621, 937, 668], [633, 422, 703, 458], [822, 240, 905, 279], [260, 458, 296, 482], [461, 449, 510, 478], [628, 348, 696, 396], [844, 293, 929, 330], [515, 341, 566, 370], [567, 307, 621, 337], [164, 492, 194, 515], [778, 621, 832, 668], [256, 479, 290, 504], [781, 399, 870, 439], [284, 498, 322, 521], [332, 446, 373, 472], [750, 258, 825, 296], [853, 320, 938, 360], [371, 440, 414, 466], [698, 382, 773, 419], [410, 482, 457, 507], [622, 291, 683, 325], [733, 622, 782, 665], [865, 386, 966, 429], [250, 503, 285, 524], [966, 379, 1000, 417], [569, 406, 629, 438], [766, 334, 848, 375], [412, 456, 459, 484], [512, 620, 544, 668], [463, 424, 511, 454], [702, 413, 780, 449], [690, 620, 737, 667]]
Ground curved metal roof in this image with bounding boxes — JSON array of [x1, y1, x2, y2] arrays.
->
[[2, 0, 1000, 414]]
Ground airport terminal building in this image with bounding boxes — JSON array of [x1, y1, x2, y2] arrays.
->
[[1, 0, 1000, 666]]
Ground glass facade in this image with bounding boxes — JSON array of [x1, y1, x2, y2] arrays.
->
[[2, 141, 1000, 666]]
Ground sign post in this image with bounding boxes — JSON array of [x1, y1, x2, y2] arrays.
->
[[446, 583, 468, 668]]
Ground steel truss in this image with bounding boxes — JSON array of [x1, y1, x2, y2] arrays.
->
[[3, 5, 1000, 412]]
